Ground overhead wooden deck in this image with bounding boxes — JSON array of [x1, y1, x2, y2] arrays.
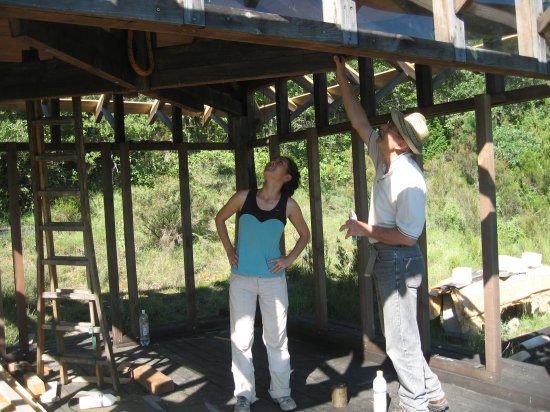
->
[[35, 325, 550, 412]]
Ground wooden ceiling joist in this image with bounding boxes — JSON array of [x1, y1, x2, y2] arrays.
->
[[0, 0, 547, 79], [9, 19, 136, 89]]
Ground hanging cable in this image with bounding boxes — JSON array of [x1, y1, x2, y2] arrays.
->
[[127, 30, 155, 77]]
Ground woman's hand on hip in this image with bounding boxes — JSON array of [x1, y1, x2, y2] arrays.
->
[[226, 247, 238, 268], [268, 256, 292, 274]]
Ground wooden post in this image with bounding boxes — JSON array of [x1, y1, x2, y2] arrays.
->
[[275, 79, 290, 137], [178, 143, 196, 325], [49, 99, 61, 145], [119, 143, 139, 338], [100, 143, 123, 346], [475, 94, 502, 380], [415, 64, 433, 353], [7, 143, 29, 355], [355, 57, 376, 347], [306, 129, 328, 330], [515, 0, 547, 62], [172, 106, 183, 143], [113, 94, 126, 143], [313, 73, 329, 130]]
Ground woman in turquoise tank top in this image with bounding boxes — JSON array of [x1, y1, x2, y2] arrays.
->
[[215, 157, 310, 412]]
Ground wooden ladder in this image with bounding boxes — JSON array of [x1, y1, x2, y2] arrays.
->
[[27, 97, 119, 391]]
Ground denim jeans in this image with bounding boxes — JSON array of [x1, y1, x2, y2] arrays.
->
[[372, 244, 445, 411], [230, 274, 291, 402]]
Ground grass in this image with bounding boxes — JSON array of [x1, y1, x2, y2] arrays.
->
[[0, 152, 548, 355]]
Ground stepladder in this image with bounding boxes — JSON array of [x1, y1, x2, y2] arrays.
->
[[27, 97, 119, 391]]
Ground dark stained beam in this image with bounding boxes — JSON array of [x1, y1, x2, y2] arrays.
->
[[176, 85, 243, 116], [147, 89, 204, 114], [0, 1, 547, 79], [9, 19, 136, 88], [0, 59, 124, 102], [455, 0, 474, 15], [151, 40, 336, 89]]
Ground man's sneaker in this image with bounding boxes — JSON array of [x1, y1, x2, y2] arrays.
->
[[428, 396, 450, 412], [272, 396, 297, 411], [234, 396, 251, 412]]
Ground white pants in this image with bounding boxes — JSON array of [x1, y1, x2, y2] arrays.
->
[[230, 274, 291, 401]]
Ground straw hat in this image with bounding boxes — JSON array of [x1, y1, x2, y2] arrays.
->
[[390, 109, 429, 155]]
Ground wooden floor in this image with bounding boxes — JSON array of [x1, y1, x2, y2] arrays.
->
[[41, 326, 550, 412]]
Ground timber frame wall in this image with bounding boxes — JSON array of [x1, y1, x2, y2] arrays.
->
[[0, 0, 550, 407]]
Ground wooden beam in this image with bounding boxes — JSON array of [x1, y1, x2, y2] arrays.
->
[[1, 1, 547, 79], [454, 0, 474, 15], [8, 19, 136, 88], [324, 0, 357, 45], [7, 142, 28, 355], [147, 99, 163, 125], [432, 0, 466, 60], [537, 6, 550, 36], [119, 143, 140, 339], [178, 144, 197, 325], [150, 40, 336, 90], [100, 143, 123, 346], [183, 0, 205, 27], [356, 57, 376, 345], [415, 63, 433, 354], [516, 0, 547, 62], [475, 93, 502, 380], [306, 129, 328, 330], [313, 73, 329, 129], [173, 85, 243, 116], [0, 60, 125, 102], [275, 79, 290, 136]]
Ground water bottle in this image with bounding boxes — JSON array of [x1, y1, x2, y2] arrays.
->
[[373, 370, 387, 412], [349, 211, 359, 241], [139, 309, 150, 347]]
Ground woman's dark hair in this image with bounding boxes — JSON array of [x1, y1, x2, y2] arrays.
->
[[281, 156, 300, 197]]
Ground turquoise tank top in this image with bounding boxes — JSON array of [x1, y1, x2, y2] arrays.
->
[[232, 189, 288, 278]]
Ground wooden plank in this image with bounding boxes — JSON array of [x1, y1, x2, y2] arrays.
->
[[133, 364, 174, 395], [515, 0, 547, 62], [455, 0, 474, 15], [306, 129, 328, 330], [119, 143, 139, 338], [100, 143, 123, 346], [150, 41, 336, 90], [537, 5, 550, 36], [183, 0, 205, 27], [177, 144, 196, 325], [8, 19, 135, 88], [7, 143, 28, 355], [327, 0, 358, 45], [146, 99, 162, 125], [485, 73, 505, 95], [474, 94, 502, 380], [0, 60, 125, 102], [1, 2, 548, 79], [432, 0, 466, 60]]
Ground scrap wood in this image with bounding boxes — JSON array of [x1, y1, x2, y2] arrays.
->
[[0, 366, 45, 412], [132, 364, 174, 395]]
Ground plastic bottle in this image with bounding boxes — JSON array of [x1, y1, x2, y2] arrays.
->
[[78, 392, 119, 409], [373, 370, 387, 412], [139, 309, 150, 347], [349, 211, 359, 241]]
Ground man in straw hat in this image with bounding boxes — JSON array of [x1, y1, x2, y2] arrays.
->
[[334, 56, 449, 412]]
